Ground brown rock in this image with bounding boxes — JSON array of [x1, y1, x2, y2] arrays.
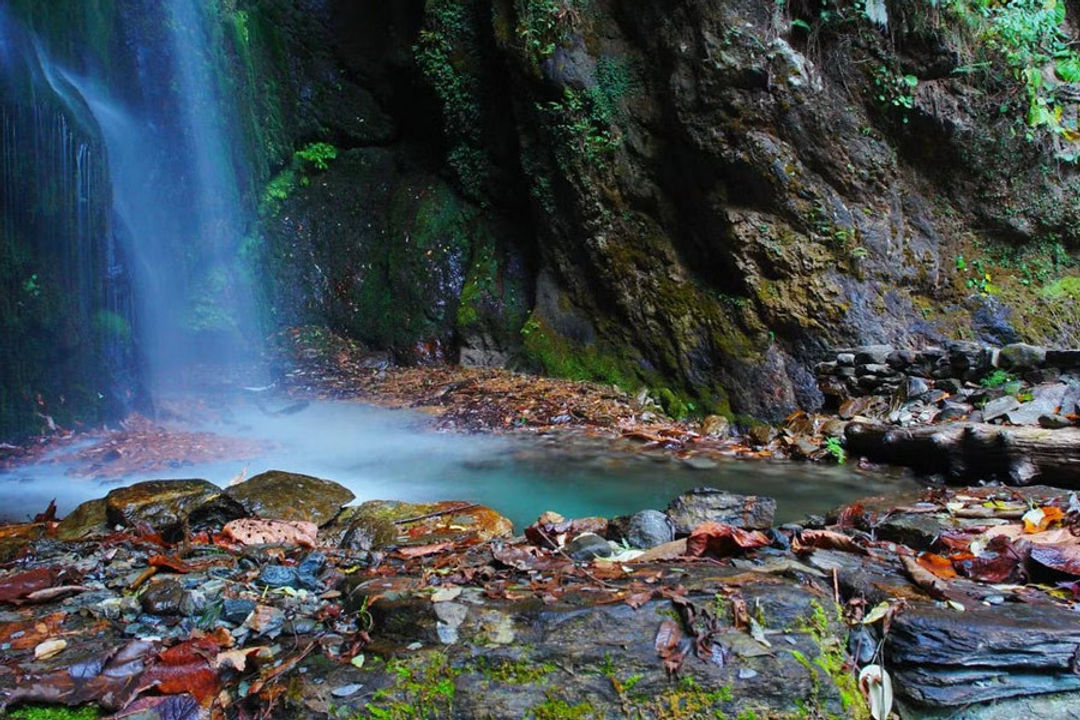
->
[[226, 470, 354, 526], [105, 479, 245, 540]]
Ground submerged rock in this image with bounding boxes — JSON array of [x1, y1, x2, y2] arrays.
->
[[105, 479, 245, 539], [227, 470, 354, 526], [666, 488, 777, 535]]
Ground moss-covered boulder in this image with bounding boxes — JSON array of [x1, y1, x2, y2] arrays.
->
[[226, 470, 354, 527], [105, 480, 245, 540]]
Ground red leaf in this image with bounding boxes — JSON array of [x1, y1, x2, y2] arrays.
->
[[686, 523, 770, 558], [0, 567, 58, 604], [1030, 543, 1080, 576], [149, 555, 194, 574], [395, 542, 453, 559]]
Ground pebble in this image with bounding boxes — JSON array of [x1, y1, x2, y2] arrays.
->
[[223, 597, 256, 624], [257, 564, 298, 589], [626, 510, 674, 549], [738, 668, 758, 680], [331, 684, 365, 698], [140, 579, 185, 616]]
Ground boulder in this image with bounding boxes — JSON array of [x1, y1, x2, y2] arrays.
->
[[105, 480, 245, 540], [564, 533, 612, 561], [624, 510, 675, 549], [666, 488, 776, 535], [997, 343, 1047, 371], [55, 498, 109, 541], [227, 470, 354, 526]]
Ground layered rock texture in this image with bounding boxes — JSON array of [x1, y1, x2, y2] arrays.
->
[[237, 0, 1080, 420]]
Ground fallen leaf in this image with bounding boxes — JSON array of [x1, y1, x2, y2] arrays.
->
[[861, 601, 891, 625], [149, 554, 194, 574], [686, 523, 770, 558], [900, 554, 948, 599], [34, 638, 67, 660], [213, 645, 272, 673], [792, 530, 867, 556], [1030, 543, 1080, 576], [859, 664, 893, 720], [395, 542, 453, 559], [430, 586, 462, 603], [221, 518, 317, 547], [1023, 506, 1066, 533], [0, 567, 59, 604], [916, 552, 957, 580], [629, 539, 687, 563]]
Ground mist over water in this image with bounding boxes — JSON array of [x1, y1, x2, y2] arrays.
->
[[1, 394, 919, 530]]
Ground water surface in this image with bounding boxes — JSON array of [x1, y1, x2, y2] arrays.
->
[[0, 395, 920, 529]]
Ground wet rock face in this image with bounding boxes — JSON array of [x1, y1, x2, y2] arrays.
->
[[889, 603, 1080, 706], [55, 498, 109, 541], [226, 470, 354, 526], [624, 509, 674, 549], [105, 480, 245, 540], [666, 488, 776, 535]]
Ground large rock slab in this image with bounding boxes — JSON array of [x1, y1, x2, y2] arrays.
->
[[888, 603, 1080, 706], [55, 498, 109, 541], [227, 470, 354, 526], [666, 487, 776, 535], [105, 479, 245, 539]]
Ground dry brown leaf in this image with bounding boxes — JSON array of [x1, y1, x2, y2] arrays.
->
[[221, 518, 317, 547], [686, 523, 770, 558]]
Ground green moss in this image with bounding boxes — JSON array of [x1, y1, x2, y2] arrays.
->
[[355, 652, 459, 720], [530, 693, 598, 720], [476, 657, 556, 685], [2, 706, 101, 720], [1041, 275, 1080, 299], [520, 313, 637, 388]]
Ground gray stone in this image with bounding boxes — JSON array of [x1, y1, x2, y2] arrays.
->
[[625, 510, 674, 549], [1002, 384, 1067, 426], [815, 361, 838, 375], [666, 487, 777, 535], [997, 343, 1047, 371], [905, 376, 931, 400], [222, 597, 256, 624], [983, 395, 1020, 422], [887, 349, 917, 370], [257, 564, 298, 589], [937, 402, 973, 422], [888, 602, 1080, 706], [565, 533, 612, 561], [854, 345, 893, 365], [1060, 382, 1080, 416], [1038, 414, 1072, 429], [836, 353, 855, 365], [1046, 349, 1080, 369], [857, 363, 894, 377]]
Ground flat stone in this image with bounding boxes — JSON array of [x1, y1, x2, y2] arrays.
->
[[334, 500, 513, 547], [257, 565, 298, 589], [888, 602, 1080, 706], [836, 353, 855, 365], [983, 395, 1020, 422], [854, 345, 893, 365], [666, 487, 777, 535], [227, 470, 354, 526], [905, 376, 931, 400], [1039, 414, 1073, 429], [222, 597, 256, 624], [105, 480, 245, 540], [1002, 384, 1067, 426]]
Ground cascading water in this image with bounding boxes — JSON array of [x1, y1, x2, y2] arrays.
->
[[56, 0, 261, 394], [0, 5, 135, 437]]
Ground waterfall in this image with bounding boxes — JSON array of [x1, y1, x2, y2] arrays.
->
[[0, 0, 260, 436]]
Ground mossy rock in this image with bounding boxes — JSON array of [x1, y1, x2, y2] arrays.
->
[[105, 480, 245, 540], [226, 470, 354, 527]]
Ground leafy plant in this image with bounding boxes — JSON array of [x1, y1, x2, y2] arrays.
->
[[872, 65, 918, 122], [824, 436, 847, 464], [295, 142, 338, 171], [980, 369, 1015, 388]]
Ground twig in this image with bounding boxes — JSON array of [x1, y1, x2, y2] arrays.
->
[[393, 503, 479, 525]]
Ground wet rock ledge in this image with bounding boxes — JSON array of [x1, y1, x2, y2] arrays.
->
[[1, 473, 1080, 719]]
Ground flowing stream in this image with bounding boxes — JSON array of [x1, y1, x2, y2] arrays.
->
[[1, 393, 919, 530]]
